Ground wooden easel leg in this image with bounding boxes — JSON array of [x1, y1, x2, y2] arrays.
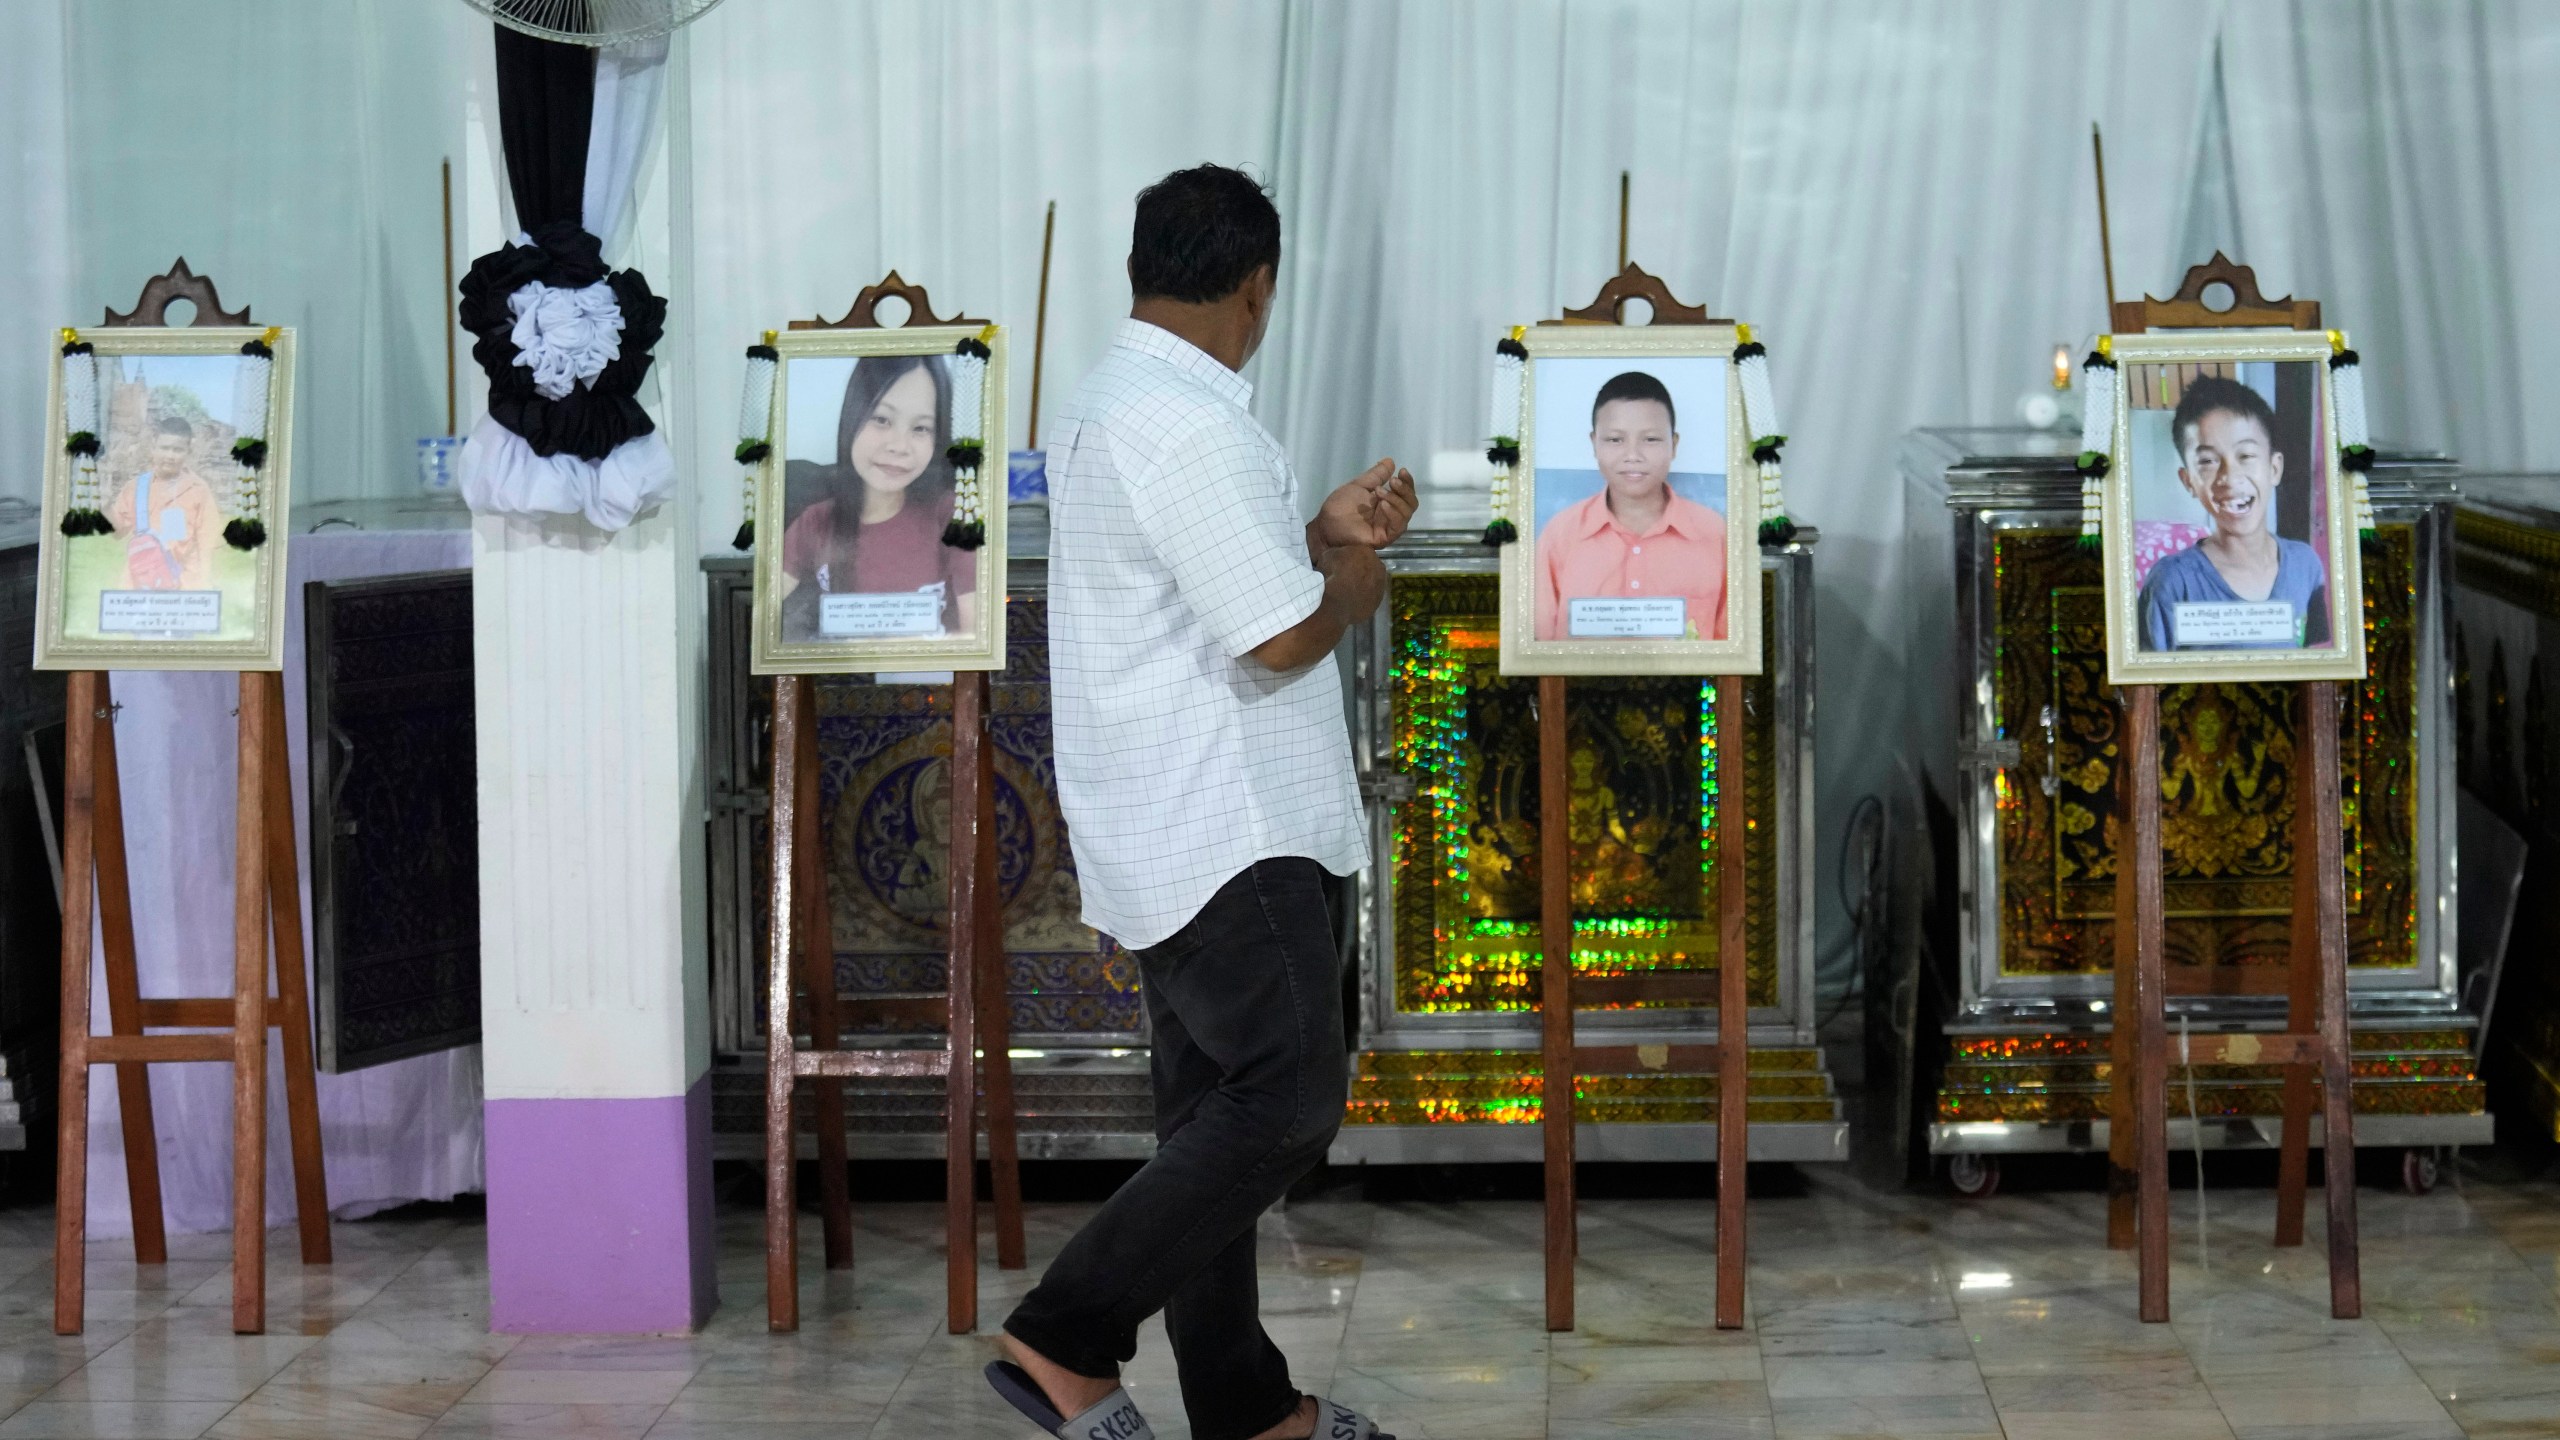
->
[[53, 674, 103, 1335], [1714, 677, 1748, 1332], [976, 731, 1026, 1271], [232, 675, 272, 1334], [2275, 685, 2319, 1249], [764, 677, 804, 1332], [1538, 675, 1574, 1333], [2106, 695, 2138, 1252], [261, 671, 331, 1266], [89, 675, 167, 1267], [947, 674, 987, 1334], [2128, 685, 2170, 1323], [795, 682, 851, 1272], [2304, 681, 2361, 1318]]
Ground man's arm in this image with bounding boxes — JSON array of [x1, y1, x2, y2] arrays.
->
[[1248, 544, 1386, 672]]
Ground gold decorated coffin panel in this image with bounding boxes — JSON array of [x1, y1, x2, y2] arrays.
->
[[1993, 527, 2418, 977], [1387, 571, 1778, 1015]]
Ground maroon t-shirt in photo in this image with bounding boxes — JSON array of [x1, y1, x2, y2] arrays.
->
[[780, 490, 977, 629]]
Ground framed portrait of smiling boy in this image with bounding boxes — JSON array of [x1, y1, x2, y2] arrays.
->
[[745, 322, 1007, 675], [2100, 328, 2364, 686], [1497, 323, 1761, 676], [35, 323, 296, 672]]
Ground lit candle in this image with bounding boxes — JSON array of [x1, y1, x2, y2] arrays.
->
[[2052, 344, 2071, 390]]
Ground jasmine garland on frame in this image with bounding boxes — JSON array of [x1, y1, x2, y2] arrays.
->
[[56, 331, 108, 536], [1733, 325, 1792, 545], [1482, 331, 1526, 545], [942, 329, 995, 550], [732, 334, 778, 550], [222, 327, 282, 550], [2076, 337, 2118, 549]]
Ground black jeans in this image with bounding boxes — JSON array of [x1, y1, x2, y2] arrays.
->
[[1004, 858, 1346, 1440]]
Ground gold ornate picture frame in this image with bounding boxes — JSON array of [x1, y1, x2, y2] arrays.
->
[[749, 323, 1007, 676], [1498, 323, 1762, 677], [35, 325, 296, 672], [2101, 328, 2365, 686]]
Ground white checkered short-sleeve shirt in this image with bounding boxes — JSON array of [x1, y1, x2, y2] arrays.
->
[[1046, 319, 1369, 949]]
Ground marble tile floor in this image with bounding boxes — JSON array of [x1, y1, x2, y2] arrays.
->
[[2, 1167, 2559, 1439]]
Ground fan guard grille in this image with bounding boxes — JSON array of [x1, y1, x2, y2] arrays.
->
[[459, 0, 730, 46]]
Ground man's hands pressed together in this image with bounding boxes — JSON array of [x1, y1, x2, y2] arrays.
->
[[1247, 459, 1417, 673]]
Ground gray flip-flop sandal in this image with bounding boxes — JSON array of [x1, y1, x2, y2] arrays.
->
[[986, 1360, 1156, 1440], [1310, 1395, 1396, 1439]]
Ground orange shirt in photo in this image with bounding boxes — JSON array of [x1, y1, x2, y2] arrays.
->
[[1534, 489, 1728, 641]]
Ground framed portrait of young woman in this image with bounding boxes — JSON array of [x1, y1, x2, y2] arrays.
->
[[1497, 323, 1762, 676], [747, 324, 1007, 675], [35, 325, 296, 672], [2100, 329, 2365, 686]]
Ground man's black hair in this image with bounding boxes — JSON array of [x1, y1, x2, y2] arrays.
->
[[1591, 370, 1676, 432], [153, 415, 193, 438], [2171, 375, 2278, 456], [1129, 164, 1282, 304]]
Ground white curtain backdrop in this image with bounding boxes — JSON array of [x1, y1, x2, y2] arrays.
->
[[0, 0, 70, 517], [678, 0, 2560, 992], [12, 0, 2560, 1036], [51, 1, 470, 504]]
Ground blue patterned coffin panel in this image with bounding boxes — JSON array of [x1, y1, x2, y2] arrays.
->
[[750, 597, 1140, 1038]]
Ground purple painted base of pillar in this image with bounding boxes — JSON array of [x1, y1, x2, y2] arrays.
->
[[485, 1075, 718, 1333]]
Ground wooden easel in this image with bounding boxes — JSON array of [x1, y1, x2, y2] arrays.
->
[[1536, 263, 1754, 1333], [2103, 256, 2359, 1322], [762, 274, 1025, 1337], [53, 261, 331, 1338]]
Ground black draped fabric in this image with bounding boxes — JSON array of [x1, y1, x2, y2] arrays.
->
[[466, 19, 665, 464], [492, 24, 594, 232]]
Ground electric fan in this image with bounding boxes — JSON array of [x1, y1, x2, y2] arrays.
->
[[457, 0, 730, 46]]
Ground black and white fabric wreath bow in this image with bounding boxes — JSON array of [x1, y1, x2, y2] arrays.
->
[[456, 221, 673, 531]]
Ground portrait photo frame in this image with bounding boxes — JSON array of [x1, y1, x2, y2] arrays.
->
[[748, 323, 1007, 676], [1498, 323, 1762, 676], [35, 325, 296, 672], [2100, 328, 2366, 686]]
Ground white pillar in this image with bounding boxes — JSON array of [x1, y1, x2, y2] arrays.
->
[[472, 502, 713, 1332]]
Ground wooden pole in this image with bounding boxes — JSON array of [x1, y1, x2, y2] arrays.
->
[[1539, 675, 1574, 1333], [2305, 680, 2361, 1318], [2091, 125, 2118, 320], [947, 674, 987, 1334], [88, 678, 165, 1265], [52, 675, 101, 1335], [2106, 690, 2138, 1251], [976, 725, 1026, 1270], [441, 158, 458, 437], [230, 675, 271, 1334], [799, 683, 851, 1271], [2275, 684, 2320, 1247], [2126, 684, 2169, 1324], [1617, 172, 1631, 273], [261, 671, 331, 1265], [763, 677, 804, 1332], [1713, 677, 1749, 1330], [1027, 201, 1056, 452]]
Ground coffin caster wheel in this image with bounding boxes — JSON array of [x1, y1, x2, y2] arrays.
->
[[1947, 1152, 2000, 1200], [2401, 1147, 2441, 1196]]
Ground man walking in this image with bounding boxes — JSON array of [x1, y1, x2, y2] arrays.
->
[[985, 164, 1413, 1440]]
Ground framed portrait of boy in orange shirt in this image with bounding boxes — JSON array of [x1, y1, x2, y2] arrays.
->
[[1497, 324, 1762, 677]]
